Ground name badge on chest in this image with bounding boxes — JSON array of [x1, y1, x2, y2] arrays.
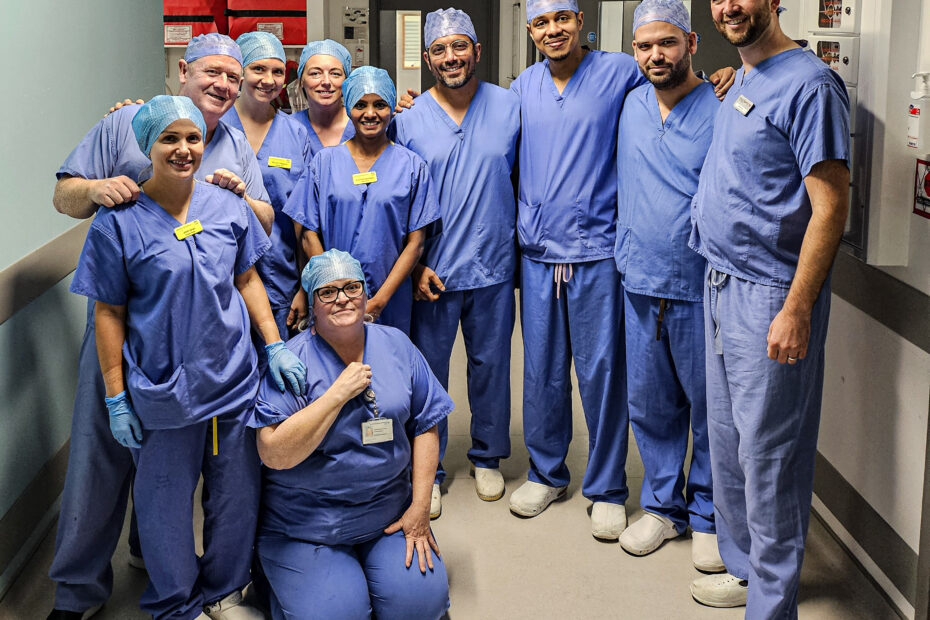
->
[[362, 417, 393, 445], [353, 171, 378, 185], [174, 220, 203, 240], [734, 95, 755, 116], [268, 156, 292, 169]]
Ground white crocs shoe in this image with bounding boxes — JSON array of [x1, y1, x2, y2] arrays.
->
[[692, 531, 726, 573], [690, 573, 748, 608], [591, 502, 627, 540], [430, 483, 442, 519], [509, 480, 566, 517], [618, 511, 677, 553], [474, 466, 505, 501], [203, 590, 265, 620]]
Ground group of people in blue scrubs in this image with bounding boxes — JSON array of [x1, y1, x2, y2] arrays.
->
[[47, 0, 850, 617]]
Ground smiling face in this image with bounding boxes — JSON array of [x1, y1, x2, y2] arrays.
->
[[527, 10, 584, 62], [312, 278, 367, 331], [349, 93, 392, 140], [301, 54, 347, 109], [242, 58, 286, 104], [711, 0, 776, 47], [425, 34, 481, 89], [632, 21, 696, 90], [149, 119, 203, 182], [178, 55, 242, 124]]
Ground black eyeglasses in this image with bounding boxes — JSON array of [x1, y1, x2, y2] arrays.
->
[[428, 40, 472, 58], [314, 280, 365, 303]]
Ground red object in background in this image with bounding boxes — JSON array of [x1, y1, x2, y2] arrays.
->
[[163, 0, 227, 45], [227, 0, 307, 45]]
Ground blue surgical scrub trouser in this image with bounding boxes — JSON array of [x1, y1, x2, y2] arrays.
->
[[49, 313, 141, 612], [257, 530, 450, 620], [131, 408, 260, 620], [520, 257, 628, 503], [704, 268, 830, 620], [410, 281, 515, 484], [624, 291, 713, 533]]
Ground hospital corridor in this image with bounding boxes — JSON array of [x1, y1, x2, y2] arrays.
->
[[0, 316, 903, 619], [2, 1, 930, 620]]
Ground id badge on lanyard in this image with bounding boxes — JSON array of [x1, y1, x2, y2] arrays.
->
[[361, 387, 393, 445]]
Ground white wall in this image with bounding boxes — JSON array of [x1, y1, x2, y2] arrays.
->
[[498, 1, 529, 87], [0, 0, 164, 596]]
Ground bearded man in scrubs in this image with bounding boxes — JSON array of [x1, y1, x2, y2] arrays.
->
[[687, 0, 850, 615], [614, 0, 723, 572], [506, 0, 647, 539], [49, 33, 273, 620], [393, 8, 520, 519]]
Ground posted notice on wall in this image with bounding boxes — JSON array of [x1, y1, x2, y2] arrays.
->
[[915, 158, 930, 220]]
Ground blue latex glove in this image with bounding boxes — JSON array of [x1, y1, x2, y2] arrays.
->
[[105, 391, 143, 449], [265, 341, 307, 395]]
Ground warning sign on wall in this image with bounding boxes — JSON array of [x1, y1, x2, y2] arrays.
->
[[915, 158, 930, 220]]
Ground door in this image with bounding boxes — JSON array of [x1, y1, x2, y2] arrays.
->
[[371, 0, 498, 91]]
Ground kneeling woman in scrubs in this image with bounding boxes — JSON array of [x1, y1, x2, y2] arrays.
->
[[284, 67, 440, 334], [250, 249, 452, 620], [71, 96, 306, 620]]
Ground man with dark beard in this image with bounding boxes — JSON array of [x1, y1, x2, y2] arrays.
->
[[688, 0, 849, 615], [393, 8, 521, 519], [613, 0, 723, 577]]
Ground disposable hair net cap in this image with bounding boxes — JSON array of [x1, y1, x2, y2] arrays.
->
[[632, 0, 691, 34], [184, 33, 243, 66], [302, 249, 369, 296], [298, 39, 352, 80], [342, 66, 397, 115], [424, 8, 478, 47], [237, 31, 286, 67], [526, 0, 579, 22], [131, 95, 207, 157]]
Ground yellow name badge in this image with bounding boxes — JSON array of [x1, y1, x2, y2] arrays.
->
[[352, 171, 378, 185], [268, 156, 292, 169], [174, 220, 203, 241]]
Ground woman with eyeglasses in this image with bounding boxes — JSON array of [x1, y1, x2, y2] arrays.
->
[[248, 249, 451, 620], [284, 66, 440, 334]]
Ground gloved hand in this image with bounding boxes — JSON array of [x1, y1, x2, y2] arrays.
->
[[105, 391, 143, 449], [265, 341, 307, 396]]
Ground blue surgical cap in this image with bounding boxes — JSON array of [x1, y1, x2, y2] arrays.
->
[[184, 33, 243, 66], [342, 66, 396, 115], [632, 0, 691, 34], [302, 249, 369, 295], [237, 31, 286, 68], [131, 96, 206, 157], [298, 40, 352, 80], [424, 8, 478, 47], [526, 0, 579, 22]]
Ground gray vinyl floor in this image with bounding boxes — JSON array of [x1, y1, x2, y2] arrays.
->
[[0, 311, 900, 619]]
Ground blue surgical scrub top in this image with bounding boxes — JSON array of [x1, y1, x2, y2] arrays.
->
[[248, 324, 453, 545], [614, 81, 719, 302], [393, 82, 520, 291], [222, 107, 310, 309], [689, 48, 850, 288], [58, 104, 271, 202], [510, 50, 646, 262], [59, 104, 272, 319], [283, 143, 441, 303], [289, 109, 356, 159], [70, 182, 271, 430]]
